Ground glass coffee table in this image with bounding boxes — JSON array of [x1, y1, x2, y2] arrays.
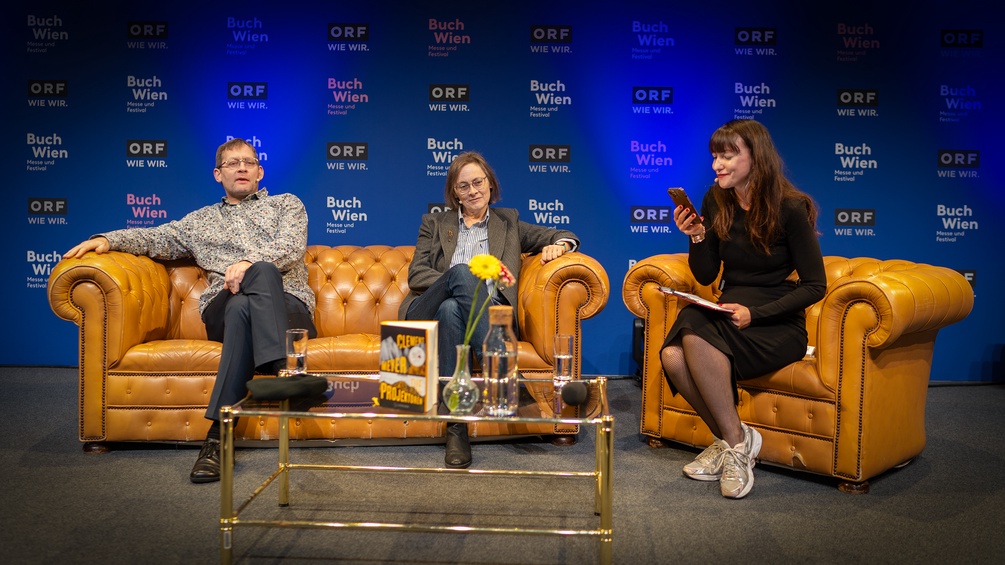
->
[[218, 376, 613, 564]]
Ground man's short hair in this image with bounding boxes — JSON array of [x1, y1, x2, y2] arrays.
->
[[215, 138, 258, 168]]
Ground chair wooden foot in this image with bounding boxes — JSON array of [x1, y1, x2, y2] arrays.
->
[[837, 480, 870, 494], [646, 437, 665, 448], [83, 442, 110, 454], [551, 434, 577, 446]]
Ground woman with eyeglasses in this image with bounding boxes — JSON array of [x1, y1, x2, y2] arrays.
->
[[399, 151, 580, 469]]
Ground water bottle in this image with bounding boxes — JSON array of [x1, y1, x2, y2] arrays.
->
[[482, 305, 519, 416]]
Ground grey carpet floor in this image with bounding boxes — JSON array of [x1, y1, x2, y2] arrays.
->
[[2, 367, 1003, 564]]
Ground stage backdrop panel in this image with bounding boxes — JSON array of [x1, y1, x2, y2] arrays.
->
[[6, 0, 1002, 381]]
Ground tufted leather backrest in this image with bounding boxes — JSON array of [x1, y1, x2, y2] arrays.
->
[[163, 260, 210, 340], [307, 245, 414, 337], [162, 245, 415, 340]]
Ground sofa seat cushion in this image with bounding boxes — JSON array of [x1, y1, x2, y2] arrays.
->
[[305, 335, 381, 372], [740, 358, 833, 401], [117, 340, 222, 372], [656, 359, 831, 409], [117, 335, 386, 374]]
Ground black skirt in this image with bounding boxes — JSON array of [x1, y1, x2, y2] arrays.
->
[[661, 282, 808, 384]]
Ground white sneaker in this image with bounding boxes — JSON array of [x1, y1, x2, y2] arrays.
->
[[682, 438, 729, 481], [742, 422, 762, 460], [720, 424, 762, 499]]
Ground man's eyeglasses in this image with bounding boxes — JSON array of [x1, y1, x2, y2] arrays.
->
[[455, 177, 487, 194], [218, 158, 260, 169]]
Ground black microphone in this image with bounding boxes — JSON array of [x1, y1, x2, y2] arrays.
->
[[560, 381, 589, 407]]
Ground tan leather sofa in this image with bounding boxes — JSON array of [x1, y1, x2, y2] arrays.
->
[[48, 245, 610, 452], [623, 255, 973, 492]]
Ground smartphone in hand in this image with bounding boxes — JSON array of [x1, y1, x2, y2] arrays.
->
[[668, 187, 700, 217]]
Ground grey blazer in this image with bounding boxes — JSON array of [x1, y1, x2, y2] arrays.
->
[[398, 207, 579, 320]]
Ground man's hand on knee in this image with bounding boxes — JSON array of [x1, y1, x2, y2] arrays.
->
[[225, 260, 253, 293]]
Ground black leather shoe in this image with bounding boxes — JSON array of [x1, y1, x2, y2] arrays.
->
[[190, 438, 221, 483], [444, 423, 472, 469]]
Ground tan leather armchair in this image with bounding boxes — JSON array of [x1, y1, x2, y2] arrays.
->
[[48, 245, 610, 451], [623, 255, 973, 492]]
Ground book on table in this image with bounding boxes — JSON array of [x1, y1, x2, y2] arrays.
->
[[377, 320, 439, 413]]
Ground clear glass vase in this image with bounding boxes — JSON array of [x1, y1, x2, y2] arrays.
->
[[442, 344, 479, 414], [482, 306, 519, 416]]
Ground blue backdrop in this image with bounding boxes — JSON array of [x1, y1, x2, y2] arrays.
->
[[6, 0, 1002, 381]]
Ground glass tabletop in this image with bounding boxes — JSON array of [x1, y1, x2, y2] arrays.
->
[[230, 374, 609, 425]]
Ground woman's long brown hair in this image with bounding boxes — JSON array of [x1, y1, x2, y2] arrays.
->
[[708, 120, 818, 255]]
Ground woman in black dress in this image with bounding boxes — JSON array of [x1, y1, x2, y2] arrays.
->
[[663, 120, 826, 499]]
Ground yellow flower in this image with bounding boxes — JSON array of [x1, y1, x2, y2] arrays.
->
[[461, 254, 511, 347], [468, 254, 502, 281]]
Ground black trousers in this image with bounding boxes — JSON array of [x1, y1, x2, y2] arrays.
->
[[201, 262, 316, 421]]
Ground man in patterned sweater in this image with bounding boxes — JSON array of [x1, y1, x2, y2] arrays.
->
[[64, 138, 315, 483]]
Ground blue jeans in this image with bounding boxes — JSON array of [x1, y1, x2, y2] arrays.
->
[[405, 264, 489, 377]]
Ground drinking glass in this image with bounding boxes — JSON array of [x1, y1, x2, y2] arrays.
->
[[553, 334, 573, 382], [552, 334, 573, 411], [285, 328, 309, 376]]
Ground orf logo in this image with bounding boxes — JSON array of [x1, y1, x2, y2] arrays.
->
[[937, 150, 980, 168], [834, 209, 876, 226], [28, 198, 67, 215], [126, 140, 168, 158], [530, 25, 572, 43], [429, 84, 470, 101], [632, 86, 673, 104], [735, 28, 776, 45], [27, 80, 68, 97], [328, 23, 369, 41], [528, 145, 570, 162], [630, 206, 673, 224], [941, 29, 983, 48], [127, 21, 168, 38], [837, 89, 879, 106], [228, 82, 268, 99], [327, 142, 369, 160]]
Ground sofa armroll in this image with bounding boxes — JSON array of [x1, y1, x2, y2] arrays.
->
[[49, 251, 175, 441], [812, 259, 974, 395], [48, 251, 173, 368], [622, 253, 709, 317], [517, 251, 611, 371], [817, 259, 974, 350]]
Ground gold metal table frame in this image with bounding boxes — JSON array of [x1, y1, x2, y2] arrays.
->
[[219, 376, 613, 564]]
